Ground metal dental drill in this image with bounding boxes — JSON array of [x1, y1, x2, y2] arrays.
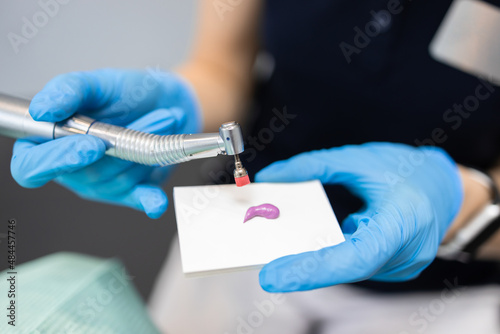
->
[[0, 93, 250, 187]]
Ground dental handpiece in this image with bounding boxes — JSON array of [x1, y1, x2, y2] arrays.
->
[[0, 93, 250, 186]]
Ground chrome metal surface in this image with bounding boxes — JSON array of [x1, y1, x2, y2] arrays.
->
[[233, 154, 248, 178], [0, 93, 246, 167], [54, 115, 95, 137], [0, 93, 55, 140], [219, 121, 244, 155]]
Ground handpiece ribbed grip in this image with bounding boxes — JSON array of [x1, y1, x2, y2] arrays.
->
[[113, 128, 189, 166]]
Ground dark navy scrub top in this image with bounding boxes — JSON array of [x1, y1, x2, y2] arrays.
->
[[245, 0, 500, 290]]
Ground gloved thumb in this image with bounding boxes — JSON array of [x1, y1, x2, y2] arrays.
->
[[259, 215, 398, 292], [255, 153, 328, 183], [11, 135, 106, 188], [255, 148, 381, 201]]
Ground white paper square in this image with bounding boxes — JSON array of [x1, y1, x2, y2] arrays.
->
[[173, 180, 345, 277]]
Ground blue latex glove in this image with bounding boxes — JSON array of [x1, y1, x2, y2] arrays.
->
[[256, 142, 463, 292], [11, 69, 201, 219]]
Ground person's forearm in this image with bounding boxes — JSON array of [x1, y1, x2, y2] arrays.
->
[[176, 59, 252, 132], [175, 0, 262, 132], [443, 165, 500, 260]]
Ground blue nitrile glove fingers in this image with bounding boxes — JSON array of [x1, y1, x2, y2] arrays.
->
[[29, 69, 202, 132], [55, 108, 183, 219], [11, 135, 106, 188], [29, 70, 124, 122], [256, 142, 463, 292], [12, 68, 202, 219]]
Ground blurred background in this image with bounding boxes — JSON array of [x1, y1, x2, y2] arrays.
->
[[2, 2, 500, 334], [0, 0, 205, 300]]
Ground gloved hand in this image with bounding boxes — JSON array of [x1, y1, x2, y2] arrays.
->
[[11, 68, 201, 219], [256, 142, 463, 292]]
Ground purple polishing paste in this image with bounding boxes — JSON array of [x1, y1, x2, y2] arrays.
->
[[243, 204, 280, 223]]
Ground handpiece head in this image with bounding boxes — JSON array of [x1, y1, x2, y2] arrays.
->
[[219, 122, 250, 187], [219, 121, 244, 155]]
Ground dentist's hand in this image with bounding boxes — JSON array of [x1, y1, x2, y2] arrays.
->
[[256, 142, 463, 292], [11, 69, 201, 218]]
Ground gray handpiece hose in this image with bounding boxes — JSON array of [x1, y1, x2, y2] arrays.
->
[[0, 93, 244, 166]]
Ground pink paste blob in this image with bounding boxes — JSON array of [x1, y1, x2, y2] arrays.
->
[[243, 203, 280, 223]]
